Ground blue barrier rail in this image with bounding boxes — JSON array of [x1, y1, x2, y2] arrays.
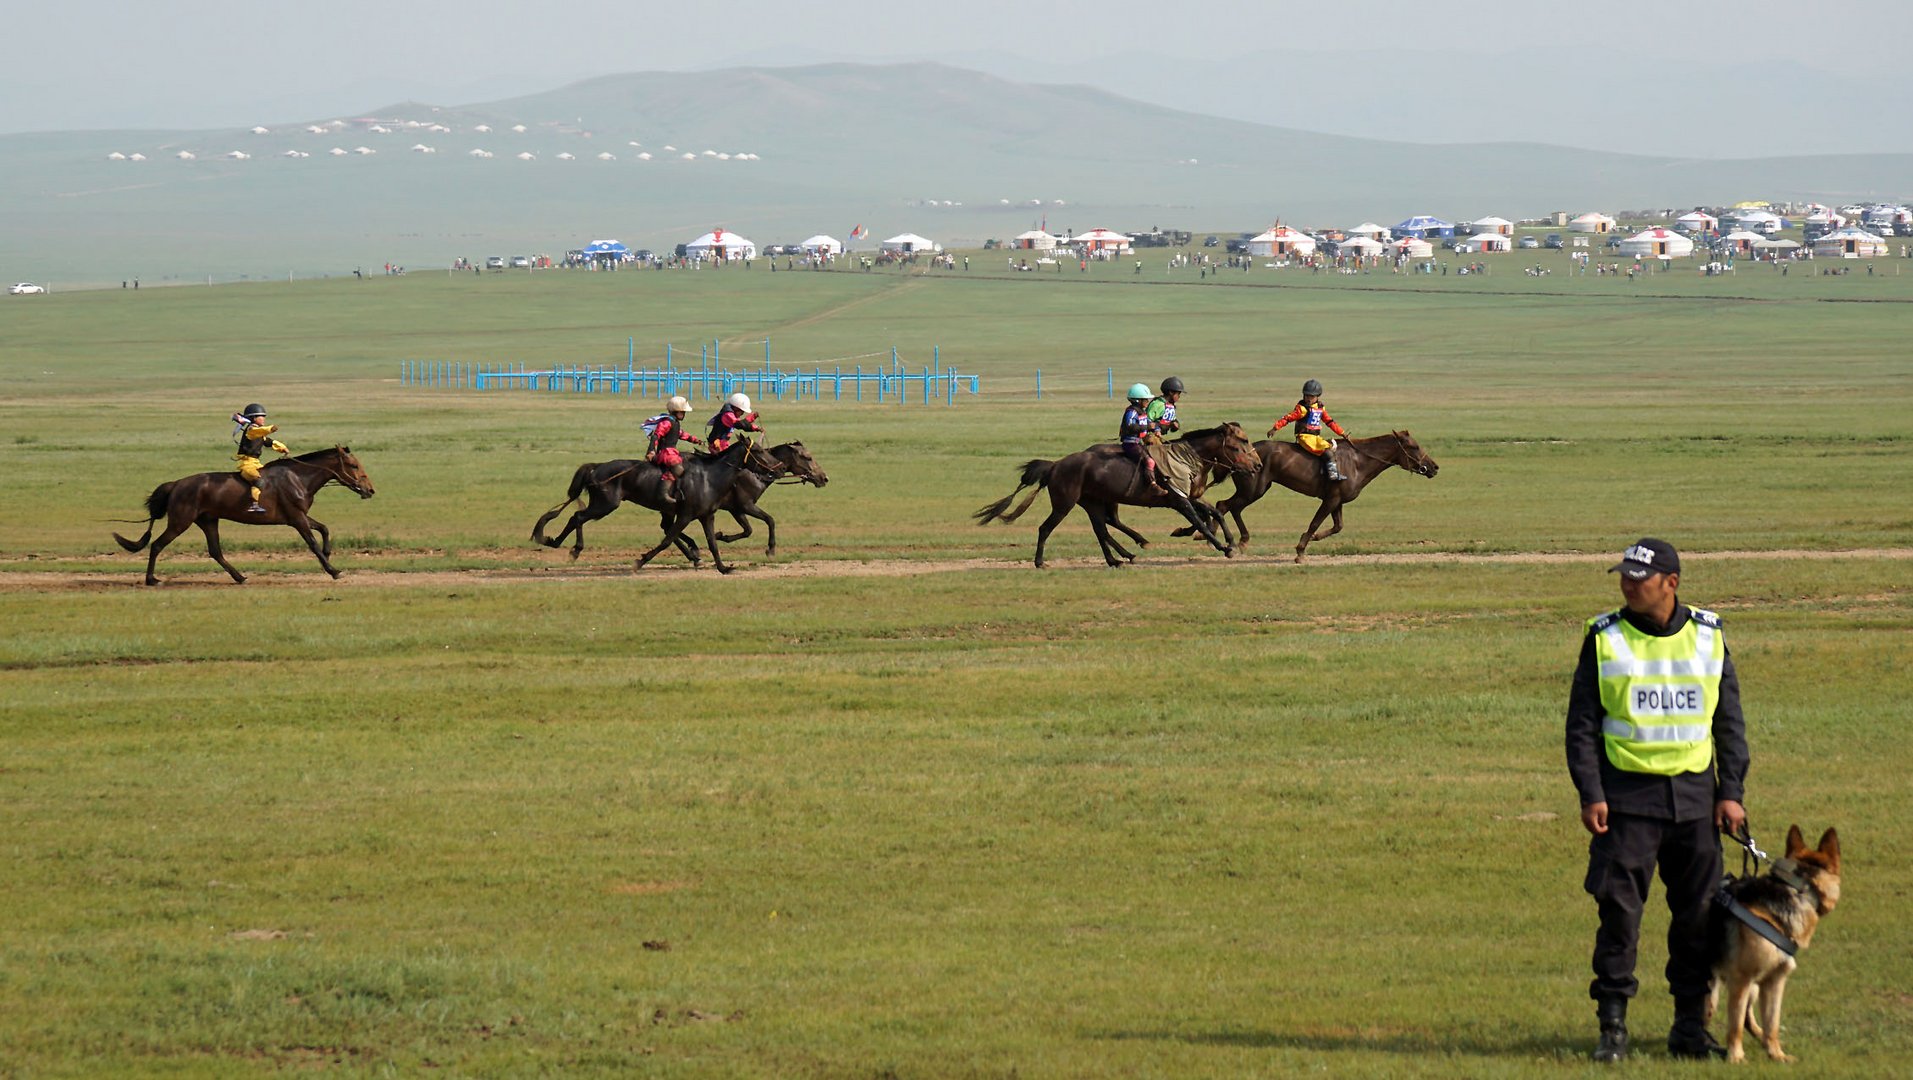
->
[[401, 343, 979, 405]]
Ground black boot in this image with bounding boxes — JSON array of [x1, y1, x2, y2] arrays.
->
[[1667, 995, 1725, 1059], [1593, 997, 1629, 1064]]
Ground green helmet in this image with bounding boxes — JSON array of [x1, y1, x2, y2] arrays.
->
[[1126, 382, 1152, 401], [1301, 379, 1323, 397]]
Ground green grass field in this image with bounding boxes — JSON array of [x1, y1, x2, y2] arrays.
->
[[2, 265, 1909, 1077]]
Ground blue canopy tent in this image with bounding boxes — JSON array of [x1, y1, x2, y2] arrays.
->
[[1392, 216, 1455, 239], [581, 239, 630, 261]]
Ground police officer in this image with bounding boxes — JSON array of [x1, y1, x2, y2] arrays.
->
[[1566, 537, 1749, 1062]]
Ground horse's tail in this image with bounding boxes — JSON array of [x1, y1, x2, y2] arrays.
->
[[112, 483, 173, 551], [973, 459, 1053, 525], [531, 463, 597, 544]]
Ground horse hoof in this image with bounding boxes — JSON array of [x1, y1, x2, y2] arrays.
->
[[327, 570, 341, 579], [1224, 547, 1236, 559], [144, 578, 160, 587], [716, 565, 734, 575], [568, 549, 582, 562]]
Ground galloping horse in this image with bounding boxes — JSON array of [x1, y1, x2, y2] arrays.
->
[[531, 440, 797, 563], [1174, 431, 1439, 562], [113, 446, 376, 585], [973, 423, 1261, 568], [697, 440, 829, 557]]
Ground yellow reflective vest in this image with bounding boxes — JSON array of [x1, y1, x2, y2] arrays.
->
[[1589, 607, 1724, 777]]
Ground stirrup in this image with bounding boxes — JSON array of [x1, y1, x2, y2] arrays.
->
[[247, 502, 267, 514]]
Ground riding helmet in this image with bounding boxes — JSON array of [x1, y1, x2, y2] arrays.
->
[[728, 392, 752, 412], [242, 403, 268, 418], [1160, 376, 1186, 395], [1301, 379, 1323, 397], [667, 395, 691, 413], [1126, 382, 1152, 401]]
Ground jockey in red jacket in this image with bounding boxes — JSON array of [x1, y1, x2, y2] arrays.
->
[[707, 392, 763, 452], [1269, 378, 1348, 484], [645, 396, 701, 497]]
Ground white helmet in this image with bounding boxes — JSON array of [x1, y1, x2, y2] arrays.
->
[[728, 392, 751, 412], [666, 395, 691, 413]]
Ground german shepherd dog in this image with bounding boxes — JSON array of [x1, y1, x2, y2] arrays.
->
[[1708, 825, 1842, 1063]]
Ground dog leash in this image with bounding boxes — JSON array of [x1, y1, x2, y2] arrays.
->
[[1717, 824, 1800, 957]]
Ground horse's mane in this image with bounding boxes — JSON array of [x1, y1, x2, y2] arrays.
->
[[1177, 425, 1233, 441]]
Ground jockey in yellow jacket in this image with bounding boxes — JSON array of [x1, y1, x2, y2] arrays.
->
[[1269, 378, 1348, 484], [231, 403, 289, 512]]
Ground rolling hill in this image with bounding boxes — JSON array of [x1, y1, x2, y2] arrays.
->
[[4, 63, 1908, 286]]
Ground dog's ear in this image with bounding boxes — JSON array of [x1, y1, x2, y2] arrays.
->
[[1785, 824, 1807, 857], [1817, 827, 1840, 869]]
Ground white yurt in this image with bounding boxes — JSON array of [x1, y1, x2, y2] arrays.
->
[[1811, 227, 1888, 258], [1012, 229, 1059, 250], [1470, 215, 1515, 236], [1720, 230, 1764, 253], [1675, 211, 1718, 233], [880, 232, 940, 253], [1618, 228, 1695, 258], [1727, 209, 1783, 235], [1392, 236, 1434, 259], [1248, 226, 1316, 257], [799, 234, 842, 256], [685, 228, 758, 260], [1346, 222, 1390, 241], [1457, 233, 1512, 253], [1803, 208, 1846, 228], [1336, 236, 1386, 257], [1070, 228, 1133, 253], [1570, 212, 1616, 233]]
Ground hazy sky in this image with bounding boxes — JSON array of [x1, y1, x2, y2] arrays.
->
[[2, 0, 1899, 152]]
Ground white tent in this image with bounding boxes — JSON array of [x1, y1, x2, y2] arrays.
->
[[1675, 211, 1718, 233], [1618, 228, 1695, 258], [1470, 216, 1515, 236], [1346, 222, 1390, 240], [881, 233, 940, 253], [799, 234, 842, 255], [1750, 238, 1801, 252], [1247, 226, 1315, 257], [1457, 233, 1512, 253], [1811, 226, 1888, 258], [1336, 236, 1385, 256], [1570, 212, 1616, 233], [686, 228, 758, 260], [1720, 230, 1764, 252], [1393, 236, 1434, 259], [1012, 229, 1060, 250], [1070, 228, 1133, 253], [1726, 209, 1783, 234]]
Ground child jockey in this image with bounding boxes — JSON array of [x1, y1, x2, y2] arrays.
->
[[707, 392, 762, 452], [230, 403, 290, 513], [1121, 383, 1173, 493], [1269, 378, 1348, 484], [645, 395, 701, 500], [1148, 376, 1185, 434]]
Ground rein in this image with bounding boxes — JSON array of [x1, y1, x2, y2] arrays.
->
[[285, 449, 367, 496]]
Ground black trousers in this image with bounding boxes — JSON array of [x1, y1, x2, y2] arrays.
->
[[1583, 811, 1721, 1001]]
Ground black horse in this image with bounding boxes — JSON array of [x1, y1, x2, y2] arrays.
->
[[532, 440, 800, 564], [680, 440, 829, 558]]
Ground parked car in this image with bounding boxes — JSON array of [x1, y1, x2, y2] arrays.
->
[[485, 256, 505, 270], [509, 255, 531, 268], [1518, 235, 1541, 249], [1203, 235, 1219, 248], [10, 282, 46, 294], [1544, 234, 1564, 249]]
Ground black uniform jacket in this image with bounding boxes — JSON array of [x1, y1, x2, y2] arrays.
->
[[1565, 600, 1749, 822]]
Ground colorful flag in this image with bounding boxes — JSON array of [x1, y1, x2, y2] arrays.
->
[[848, 224, 867, 240]]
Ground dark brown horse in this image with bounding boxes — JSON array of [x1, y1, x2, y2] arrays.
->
[[113, 446, 376, 585], [531, 440, 803, 564], [698, 440, 829, 556], [1174, 431, 1439, 561], [973, 423, 1261, 567]]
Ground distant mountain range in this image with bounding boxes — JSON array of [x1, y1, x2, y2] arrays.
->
[[4, 63, 1908, 285]]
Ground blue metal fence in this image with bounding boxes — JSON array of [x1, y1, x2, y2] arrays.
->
[[402, 342, 979, 405]]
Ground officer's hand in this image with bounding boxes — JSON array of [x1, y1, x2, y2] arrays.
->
[[1580, 801, 1609, 835], [1714, 799, 1746, 836]]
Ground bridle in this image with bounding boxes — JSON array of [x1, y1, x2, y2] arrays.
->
[[291, 446, 371, 496], [1345, 431, 1432, 476]]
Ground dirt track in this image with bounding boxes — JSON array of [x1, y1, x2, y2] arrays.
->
[[2, 547, 1909, 592]]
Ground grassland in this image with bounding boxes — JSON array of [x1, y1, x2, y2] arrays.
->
[[2, 264, 1909, 1077]]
